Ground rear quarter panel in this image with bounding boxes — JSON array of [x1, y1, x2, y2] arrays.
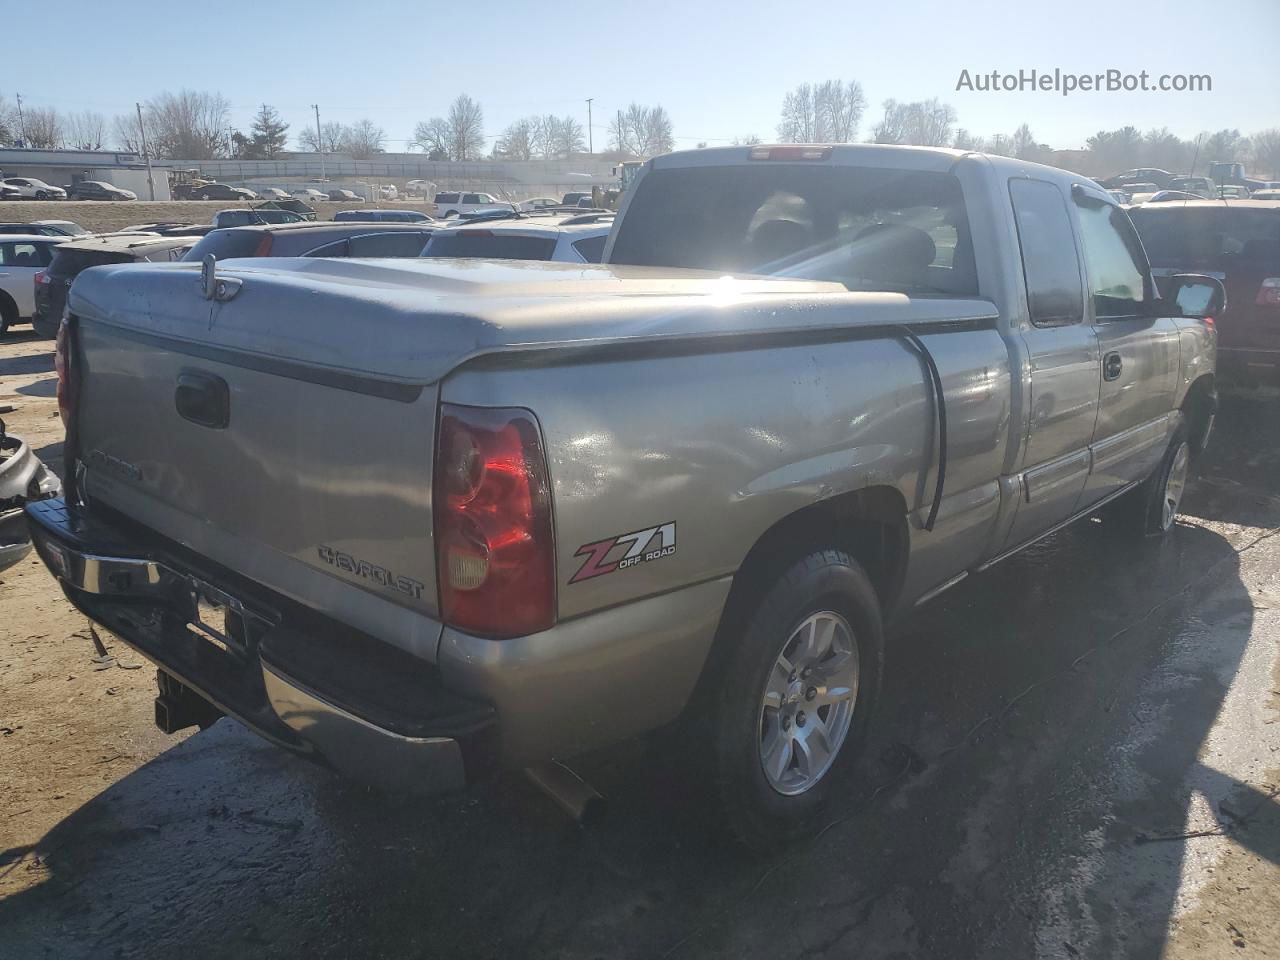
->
[[443, 325, 1012, 621]]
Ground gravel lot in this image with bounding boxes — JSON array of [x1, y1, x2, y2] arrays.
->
[[0, 327, 1277, 959]]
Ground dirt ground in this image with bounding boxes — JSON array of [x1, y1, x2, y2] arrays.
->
[[1, 327, 1278, 959], [0, 198, 433, 234]]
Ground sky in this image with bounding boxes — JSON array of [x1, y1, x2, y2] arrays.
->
[[8, 0, 1277, 154]]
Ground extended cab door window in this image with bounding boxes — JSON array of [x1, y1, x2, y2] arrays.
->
[[1009, 180, 1084, 326], [1073, 196, 1150, 320]]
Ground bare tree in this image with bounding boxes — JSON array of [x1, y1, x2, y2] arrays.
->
[[446, 95, 484, 161], [495, 118, 535, 160], [0, 93, 15, 146], [986, 133, 1011, 157], [640, 105, 673, 155], [1011, 123, 1037, 160], [143, 90, 231, 159], [873, 98, 956, 147], [778, 84, 817, 142], [1252, 128, 1280, 177], [24, 107, 62, 149], [952, 128, 984, 152], [112, 114, 144, 153], [411, 117, 450, 158], [608, 103, 672, 157], [1201, 128, 1249, 163], [548, 115, 586, 157], [342, 118, 386, 159], [299, 120, 348, 153], [733, 134, 763, 146], [64, 111, 107, 150]]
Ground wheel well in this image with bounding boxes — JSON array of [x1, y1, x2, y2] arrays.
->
[[1182, 374, 1216, 456], [728, 486, 909, 620]]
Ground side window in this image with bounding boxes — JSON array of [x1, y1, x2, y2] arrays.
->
[[304, 238, 351, 257], [1009, 180, 1084, 326], [572, 234, 607, 263], [462, 193, 481, 204], [0, 243, 13, 265], [1074, 196, 1149, 319], [347, 232, 430, 257]]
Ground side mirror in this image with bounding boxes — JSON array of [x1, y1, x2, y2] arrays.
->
[[1164, 273, 1226, 320]]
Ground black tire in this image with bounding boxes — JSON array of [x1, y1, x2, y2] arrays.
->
[[35, 191, 47, 201], [707, 550, 884, 853], [0, 295, 18, 337], [1105, 423, 1192, 537], [31, 314, 58, 340]]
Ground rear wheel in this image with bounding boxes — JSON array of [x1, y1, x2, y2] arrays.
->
[[707, 550, 883, 852], [0, 295, 18, 337], [35, 190, 48, 201]]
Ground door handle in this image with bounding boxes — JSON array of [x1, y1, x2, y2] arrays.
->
[[1103, 351, 1123, 381], [175, 370, 230, 428]]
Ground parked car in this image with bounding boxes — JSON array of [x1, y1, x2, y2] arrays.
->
[[1107, 189, 1131, 205], [32, 144, 1222, 850], [0, 222, 84, 238], [32, 234, 201, 338], [0, 183, 20, 200], [211, 208, 306, 229], [433, 191, 515, 218], [1124, 183, 1162, 204], [193, 183, 258, 201], [2, 177, 67, 200], [1218, 185, 1252, 200], [0, 235, 65, 335], [1168, 176, 1215, 197], [379, 185, 399, 200], [31, 219, 89, 236], [179, 221, 437, 262], [1130, 199, 1280, 385], [1142, 190, 1208, 204], [254, 187, 292, 201], [255, 198, 317, 220], [121, 222, 216, 237], [0, 417, 60, 573], [328, 189, 361, 202], [290, 188, 329, 203], [560, 191, 593, 206], [67, 181, 137, 201], [1253, 189, 1280, 200], [1099, 168, 1174, 190], [518, 197, 560, 212], [423, 216, 613, 263], [332, 209, 433, 223]]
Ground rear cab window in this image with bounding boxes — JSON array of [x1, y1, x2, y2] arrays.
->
[[572, 234, 608, 263], [1009, 179, 1084, 326], [608, 164, 978, 296]]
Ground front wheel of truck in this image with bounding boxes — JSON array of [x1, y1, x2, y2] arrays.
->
[[709, 550, 883, 853]]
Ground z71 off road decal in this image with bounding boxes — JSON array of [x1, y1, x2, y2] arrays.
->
[[570, 522, 677, 583]]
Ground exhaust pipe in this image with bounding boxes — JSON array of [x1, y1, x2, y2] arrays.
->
[[525, 761, 606, 824]]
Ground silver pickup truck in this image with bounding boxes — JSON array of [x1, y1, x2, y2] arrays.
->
[[28, 145, 1223, 849]]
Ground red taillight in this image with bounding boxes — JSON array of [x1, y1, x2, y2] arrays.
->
[[749, 145, 834, 161], [252, 233, 274, 256], [434, 404, 555, 638], [1256, 278, 1280, 307], [34, 270, 49, 287], [55, 321, 71, 426]]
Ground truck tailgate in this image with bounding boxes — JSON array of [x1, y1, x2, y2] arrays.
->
[[70, 267, 442, 654]]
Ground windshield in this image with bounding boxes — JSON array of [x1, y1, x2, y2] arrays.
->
[[609, 164, 977, 295]]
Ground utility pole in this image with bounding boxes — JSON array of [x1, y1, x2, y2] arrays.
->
[[312, 104, 325, 180], [15, 93, 26, 146], [135, 103, 156, 200], [585, 98, 593, 155]]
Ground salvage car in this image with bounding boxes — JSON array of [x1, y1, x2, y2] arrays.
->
[[67, 181, 137, 201], [29, 144, 1222, 850], [0, 416, 61, 572], [423, 215, 613, 262], [0, 235, 65, 335], [211, 208, 306, 228], [1130, 199, 1280, 385], [32, 234, 202, 338], [2, 177, 67, 200], [179, 220, 437, 261], [194, 183, 258, 201]]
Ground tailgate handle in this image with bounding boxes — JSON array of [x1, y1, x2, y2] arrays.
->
[[175, 370, 230, 429]]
